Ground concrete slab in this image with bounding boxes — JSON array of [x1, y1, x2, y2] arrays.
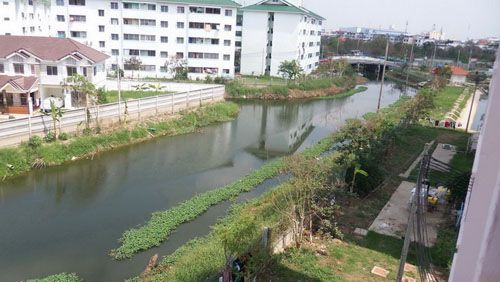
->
[[431, 143, 457, 171], [353, 228, 368, 237], [368, 181, 446, 246], [371, 266, 389, 278]]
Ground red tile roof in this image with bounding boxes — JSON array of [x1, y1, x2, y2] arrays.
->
[[451, 66, 469, 76], [0, 35, 108, 63], [0, 75, 38, 92]]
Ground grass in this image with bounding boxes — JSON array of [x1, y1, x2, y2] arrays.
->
[[314, 86, 368, 100], [105, 90, 174, 103], [111, 136, 337, 260], [27, 273, 80, 282], [0, 102, 240, 181], [429, 86, 465, 120]]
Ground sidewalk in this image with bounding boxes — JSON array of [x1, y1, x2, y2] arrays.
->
[[455, 89, 481, 132]]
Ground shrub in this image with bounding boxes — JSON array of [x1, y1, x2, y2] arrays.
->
[[96, 87, 108, 104], [44, 132, 56, 143], [213, 77, 229, 84], [58, 132, 70, 141], [225, 81, 260, 97], [269, 85, 289, 96], [28, 136, 43, 148]]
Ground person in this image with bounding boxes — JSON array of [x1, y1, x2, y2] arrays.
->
[[445, 120, 450, 128], [435, 120, 439, 127]]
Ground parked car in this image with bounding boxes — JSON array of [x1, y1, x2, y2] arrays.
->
[[41, 97, 64, 112]]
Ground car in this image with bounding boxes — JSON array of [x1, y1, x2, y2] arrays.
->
[[41, 96, 64, 112]]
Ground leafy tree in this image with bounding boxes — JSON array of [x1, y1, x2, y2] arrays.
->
[[124, 57, 142, 79], [278, 60, 303, 80], [164, 56, 188, 80], [61, 74, 96, 129]]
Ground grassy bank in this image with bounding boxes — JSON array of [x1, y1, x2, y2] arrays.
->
[[111, 136, 336, 260], [314, 86, 368, 100], [105, 90, 174, 103], [0, 102, 240, 181], [28, 273, 80, 282], [428, 86, 465, 120]]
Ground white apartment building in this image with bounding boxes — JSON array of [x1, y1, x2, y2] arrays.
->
[[0, 0, 51, 37], [0, 35, 108, 113], [0, 0, 240, 79], [239, 0, 324, 77]]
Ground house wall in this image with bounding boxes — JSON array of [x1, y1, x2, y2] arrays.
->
[[240, 11, 268, 76], [450, 74, 466, 85], [449, 49, 500, 282]]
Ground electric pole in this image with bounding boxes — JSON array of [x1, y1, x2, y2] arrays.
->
[[429, 42, 437, 72], [377, 38, 389, 112]]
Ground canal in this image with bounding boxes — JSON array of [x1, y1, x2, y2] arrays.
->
[[0, 82, 414, 281]]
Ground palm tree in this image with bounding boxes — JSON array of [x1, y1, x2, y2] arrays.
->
[[43, 100, 63, 139]]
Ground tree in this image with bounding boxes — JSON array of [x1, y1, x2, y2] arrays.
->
[[61, 74, 96, 130], [164, 56, 188, 80], [278, 60, 303, 80], [43, 100, 63, 139], [124, 57, 142, 79]]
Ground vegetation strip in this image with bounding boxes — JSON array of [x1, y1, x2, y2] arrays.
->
[[111, 136, 335, 260], [27, 273, 81, 282], [0, 102, 240, 181], [314, 86, 368, 100]]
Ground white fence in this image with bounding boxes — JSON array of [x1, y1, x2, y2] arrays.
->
[[0, 85, 225, 147]]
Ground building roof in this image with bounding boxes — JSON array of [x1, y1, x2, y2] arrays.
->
[[0, 35, 109, 63], [242, 0, 325, 20], [451, 66, 469, 76], [165, 0, 240, 7], [0, 75, 38, 92]]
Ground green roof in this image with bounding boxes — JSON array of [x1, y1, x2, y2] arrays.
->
[[165, 0, 240, 7], [241, 2, 324, 20]]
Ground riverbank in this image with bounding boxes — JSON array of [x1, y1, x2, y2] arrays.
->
[[226, 76, 368, 100], [0, 102, 239, 181]]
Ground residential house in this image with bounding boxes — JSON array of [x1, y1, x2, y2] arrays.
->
[[0, 35, 108, 114], [450, 66, 469, 85]]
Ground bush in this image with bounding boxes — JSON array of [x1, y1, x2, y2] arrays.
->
[[44, 132, 56, 143], [269, 85, 289, 96], [96, 87, 108, 104], [213, 77, 229, 84], [205, 76, 214, 84], [58, 132, 69, 141], [28, 136, 43, 148], [290, 78, 332, 91], [226, 81, 260, 97]]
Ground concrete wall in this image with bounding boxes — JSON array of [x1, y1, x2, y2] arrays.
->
[[449, 49, 500, 282]]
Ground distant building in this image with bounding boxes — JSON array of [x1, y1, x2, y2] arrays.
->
[[239, 0, 324, 76], [0, 35, 108, 114], [450, 66, 469, 85], [339, 26, 406, 42]]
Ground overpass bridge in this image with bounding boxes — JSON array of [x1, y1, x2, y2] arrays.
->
[[328, 56, 399, 67]]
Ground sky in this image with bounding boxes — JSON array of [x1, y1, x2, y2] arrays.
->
[[238, 0, 500, 40]]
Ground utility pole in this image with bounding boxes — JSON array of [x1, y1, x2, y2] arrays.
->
[[376, 38, 389, 113], [465, 71, 480, 133], [467, 47, 473, 70], [116, 56, 122, 122], [429, 42, 437, 72], [456, 49, 461, 65], [405, 42, 414, 92]]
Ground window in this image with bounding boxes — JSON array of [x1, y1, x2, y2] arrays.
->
[[161, 36, 168, 43], [56, 0, 64, 5], [176, 52, 184, 59], [111, 49, 119, 55], [69, 15, 86, 22], [140, 65, 156, 72], [224, 40, 231, 46], [0, 63, 4, 73], [161, 21, 168, 28], [161, 5, 168, 12], [123, 2, 155, 10], [188, 37, 219, 45], [3, 17, 9, 21], [225, 9, 232, 16], [110, 18, 119, 25], [235, 41, 241, 47], [13, 63, 24, 74], [70, 31, 86, 38], [235, 31, 242, 36], [99, 41, 105, 47], [30, 26, 35, 32], [160, 66, 167, 72], [57, 31, 66, 38], [177, 6, 184, 13], [110, 2, 118, 9], [28, 0, 33, 5], [223, 69, 230, 74], [99, 25, 105, 32], [3, 1, 9, 5], [98, 9, 104, 16], [140, 19, 156, 26], [205, 7, 220, 14], [176, 22, 184, 29], [57, 15, 65, 22], [67, 66, 77, 76], [68, 0, 85, 5], [160, 51, 168, 58], [46, 66, 58, 76], [223, 54, 230, 61], [176, 37, 184, 44], [224, 25, 231, 31], [111, 34, 119, 40]]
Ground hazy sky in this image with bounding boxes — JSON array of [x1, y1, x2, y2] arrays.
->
[[239, 0, 500, 40]]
